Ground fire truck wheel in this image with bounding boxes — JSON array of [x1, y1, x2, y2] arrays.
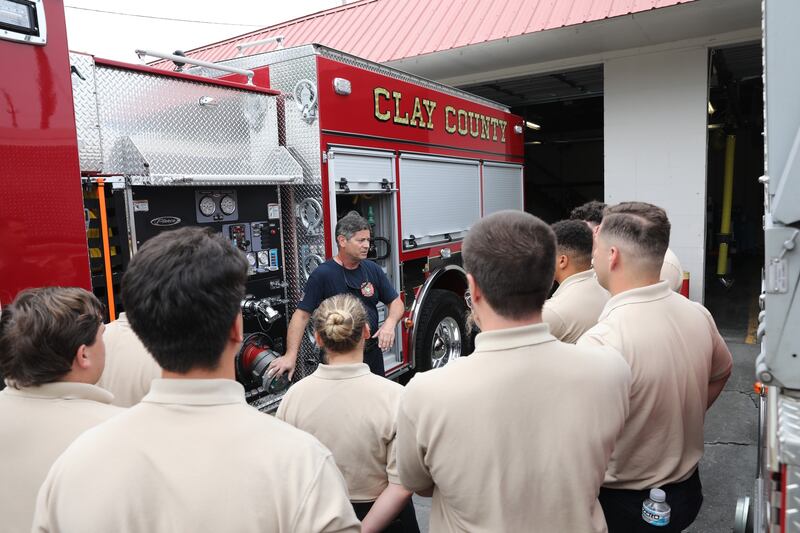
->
[[416, 289, 471, 371]]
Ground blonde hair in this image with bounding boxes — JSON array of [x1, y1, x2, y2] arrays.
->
[[312, 294, 367, 353]]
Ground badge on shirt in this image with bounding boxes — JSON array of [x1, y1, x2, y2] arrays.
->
[[360, 281, 375, 298]]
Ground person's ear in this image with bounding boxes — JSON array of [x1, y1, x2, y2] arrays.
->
[[229, 313, 244, 344], [314, 331, 325, 348], [73, 344, 91, 371], [557, 254, 569, 270], [362, 324, 370, 340], [609, 246, 621, 271], [467, 273, 481, 304]]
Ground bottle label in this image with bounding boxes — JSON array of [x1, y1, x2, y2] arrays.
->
[[642, 505, 670, 526]]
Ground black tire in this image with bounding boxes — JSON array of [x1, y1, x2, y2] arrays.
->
[[415, 289, 472, 371]]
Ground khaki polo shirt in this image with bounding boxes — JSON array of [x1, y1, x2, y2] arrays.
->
[[277, 362, 403, 502], [578, 282, 733, 490], [0, 382, 121, 532], [542, 269, 610, 343], [33, 379, 359, 533], [661, 248, 683, 292], [397, 323, 631, 533], [98, 312, 162, 407]]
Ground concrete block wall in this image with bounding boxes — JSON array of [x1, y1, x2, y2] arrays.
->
[[604, 47, 709, 301]]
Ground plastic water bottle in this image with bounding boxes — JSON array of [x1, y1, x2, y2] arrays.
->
[[642, 488, 671, 527]]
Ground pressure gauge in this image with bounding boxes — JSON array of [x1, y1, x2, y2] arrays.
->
[[257, 250, 270, 267], [220, 195, 236, 215], [198, 195, 216, 216], [245, 252, 257, 267]]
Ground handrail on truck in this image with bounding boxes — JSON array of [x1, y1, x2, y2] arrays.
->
[[135, 49, 255, 85], [236, 36, 285, 56]]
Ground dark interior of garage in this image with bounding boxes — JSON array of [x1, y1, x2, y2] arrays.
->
[[704, 42, 764, 325], [461, 66, 604, 223]]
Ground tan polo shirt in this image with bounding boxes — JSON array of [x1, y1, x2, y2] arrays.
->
[[33, 379, 359, 533], [277, 362, 403, 502], [397, 323, 631, 533], [0, 382, 121, 532], [578, 282, 733, 490], [661, 248, 683, 292], [542, 269, 610, 343], [98, 312, 161, 407]]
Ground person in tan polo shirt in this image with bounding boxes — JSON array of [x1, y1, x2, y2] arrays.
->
[[570, 200, 684, 291], [396, 210, 632, 533], [660, 247, 684, 292], [578, 201, 733, 532], [32, 227, 359, 533], [0, 287, 122, 532], [277, 293, 418, 533], [542, 219, 610, 343], [98, 311, 161, 407]]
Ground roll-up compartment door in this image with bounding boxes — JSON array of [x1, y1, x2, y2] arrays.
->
[[483, 162, 524, 216], [328, 147, 396, 193], [399, 154, 480, 249]]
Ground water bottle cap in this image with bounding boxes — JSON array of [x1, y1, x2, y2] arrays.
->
[[649, 488, 666, 502]]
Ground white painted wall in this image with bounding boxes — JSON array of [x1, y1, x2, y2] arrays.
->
[[605, 47, 709, 301]]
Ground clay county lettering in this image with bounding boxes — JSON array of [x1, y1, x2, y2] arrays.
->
[[373, 87, 508, 143]]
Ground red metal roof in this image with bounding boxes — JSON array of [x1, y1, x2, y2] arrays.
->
[[164, 0, 695, 66]]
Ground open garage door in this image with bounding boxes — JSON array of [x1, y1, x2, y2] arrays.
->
[[461, 65, 603, 223]]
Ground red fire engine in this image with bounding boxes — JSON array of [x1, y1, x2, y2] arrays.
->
[[0, 0, 524, 411]]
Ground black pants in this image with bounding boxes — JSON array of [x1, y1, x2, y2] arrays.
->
[[352, 499, 420, 533], [364, 339, 386, 377], [599, 468, 703, 532]]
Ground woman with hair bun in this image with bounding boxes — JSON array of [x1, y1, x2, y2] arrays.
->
[[277, 294, 418, 533]]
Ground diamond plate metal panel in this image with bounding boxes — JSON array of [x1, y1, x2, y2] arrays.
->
[[69, 53, 103, 172], [93, 64, 301, 183], [785, 465, 800, 532], [281, 182, 327, 382], [778, 396, 800, 465], [268, 56, 321, 182]]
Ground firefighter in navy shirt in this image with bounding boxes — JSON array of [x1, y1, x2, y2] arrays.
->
[[269, 211, 404, 379]]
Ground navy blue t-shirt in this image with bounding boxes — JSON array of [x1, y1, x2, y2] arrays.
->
[[298, 259, 399, 334]]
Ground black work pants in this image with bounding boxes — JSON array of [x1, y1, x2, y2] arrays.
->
[[364, 338, 386, 377], [599, 468, 703, 532], [352, 499, 420, 533]]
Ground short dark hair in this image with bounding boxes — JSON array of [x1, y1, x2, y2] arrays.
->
[[569, 200, 607, 225], [552, 220, 593, 268], [463, 210, 555, 318], [0, 287, 104, 388], [335, 211, 370, 241], [121, 227, 248, 373], [601, 202, 671, 267]]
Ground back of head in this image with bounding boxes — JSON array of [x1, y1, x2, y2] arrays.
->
[[121, 227, 248, 373], [463, 210, 555, 318], [312, 294, 367, 354], [601, 202, 671, 272], [0, 287, 103, 388], [335, 211, 370, 241], [569, 200, 607, 226], [552, 220, 593, 270]]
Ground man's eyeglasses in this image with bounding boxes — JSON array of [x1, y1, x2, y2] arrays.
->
[[464, 289, 472, 309]]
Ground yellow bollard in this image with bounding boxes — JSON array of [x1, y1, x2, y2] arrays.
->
[[717, 135, 736, 277]]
